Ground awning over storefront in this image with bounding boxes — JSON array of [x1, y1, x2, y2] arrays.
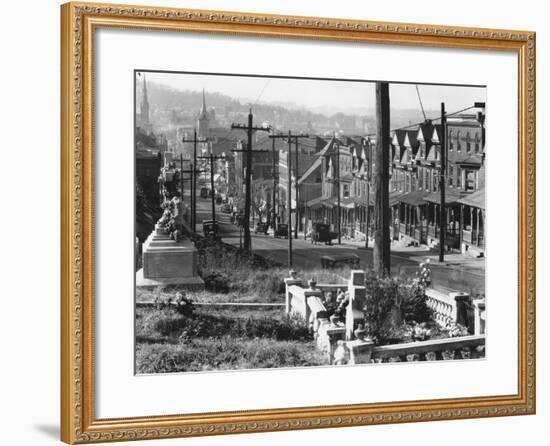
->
[[457, 188, 485, 210]]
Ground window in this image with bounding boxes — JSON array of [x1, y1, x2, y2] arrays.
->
[[449, 166, 454, 187], [448, 130, 454, 151], [456, 131, 461, 152], [465, 170, 475, 192], [466, 132, 471, 153], [424, 169, 429, 191], [457, 168, 462, 189], [343, 184, 350, 198]]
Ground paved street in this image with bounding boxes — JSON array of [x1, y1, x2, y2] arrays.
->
[[192, 195, 485, 294]]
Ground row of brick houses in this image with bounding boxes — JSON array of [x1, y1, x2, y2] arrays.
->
[[227, 112, 485, 256], [387, 114, 486, 256]]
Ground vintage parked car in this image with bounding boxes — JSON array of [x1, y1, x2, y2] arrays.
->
[[254, 222, 269, 235], [215, 195, 223, 205], [310, 222, 338, 245], [200, 187, 209, 198], [233, 213, 245, 226], [220, 203, 232, 213], [274, 223, 289, 239], [202, 220, 220, 239], [320, 254, 360, 269]]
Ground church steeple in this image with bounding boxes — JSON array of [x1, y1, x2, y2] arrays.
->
[[197, 88, 210, 138], [141, 75, 150, 125], [199, 88, 208, 119]]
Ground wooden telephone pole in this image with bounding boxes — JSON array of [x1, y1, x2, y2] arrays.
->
[[363, 138, 372, 249], [179, 163, 205, 232], [439, 102, 447, 262], [269, 131, 309, 268], [336, 141, 342, 245], [271, 135, 278, 232], [292, 134, 308, 239], [198, 152, 226, 230], [231, 110, 270, 252], [182, 129, 208, 232], [373, 82, 391, 276]]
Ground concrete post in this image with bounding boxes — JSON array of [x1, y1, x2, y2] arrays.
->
[[346, 270, 366, 340], [472, 298, 486, 335], [451, 292, 471, 329], [284, 270, 302, 315], [303, 279, 323, 328]]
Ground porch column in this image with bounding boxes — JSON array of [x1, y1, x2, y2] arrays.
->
[[434, 204, 439, 235], [450, 209, 455, 235], [459, 205, 464, 247], [475, 208, 480, 246]]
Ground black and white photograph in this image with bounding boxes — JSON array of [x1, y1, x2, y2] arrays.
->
[[134, 71, 487, 374]]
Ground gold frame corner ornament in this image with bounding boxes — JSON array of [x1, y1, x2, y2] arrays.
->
[[60, 1, 536, 444]]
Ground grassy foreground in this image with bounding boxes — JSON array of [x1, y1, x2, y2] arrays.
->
[[135, 306, 329, 373]]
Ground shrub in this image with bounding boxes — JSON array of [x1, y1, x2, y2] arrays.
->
[[363, 274, 400, 344], [174, 292, 195, 317], [153, 310, 187, 337], [362, 272, 433, 344], [399, 281, 432, 324], [203, 272, 230, 293]]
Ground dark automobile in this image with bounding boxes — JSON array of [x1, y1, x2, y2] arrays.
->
[[233, 213, 245, 226], [221, 203, 232, 213], [321, 254, 360, 269], [202, 220, 220, 239], [215, 195, 222, 205], [274, 223, 289, 239], [254, 222, 269, 235], [311, 222, 338, 245], [200, 187, 209, 198]]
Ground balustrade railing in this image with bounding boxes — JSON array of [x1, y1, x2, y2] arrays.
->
[[348, 334, 486, 364], [285, 271, 486, 366]]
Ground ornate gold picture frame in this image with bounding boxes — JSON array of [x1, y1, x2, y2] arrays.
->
[[61, 2, 535, 443]]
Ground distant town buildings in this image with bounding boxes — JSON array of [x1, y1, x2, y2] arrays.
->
[[225, 111, 486, 257], [134, 79, 486, 257]]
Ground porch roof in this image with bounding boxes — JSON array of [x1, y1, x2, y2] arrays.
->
[[397, 190, 429, 206], [389, 191, 407, 206], [424, 188, 464, 205], [457, 188, 486, 210], [306, 196, 326, 209]]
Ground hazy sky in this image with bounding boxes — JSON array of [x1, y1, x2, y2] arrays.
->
[[139, 71, 486, 117]]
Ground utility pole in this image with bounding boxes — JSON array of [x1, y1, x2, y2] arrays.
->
[[293, 134, 309, 239], [231, 110, 270, 252], [364, 139, 372, 249], [271, 134, 278, 232], [269, 131, 309, 268], [439, 102, 447, 263], [182, 129, 208, 232], [179, 163, 205, 232], [198, 152, 226, 230], [336, 141, 342, 245], [373, 81, 391, 276]]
